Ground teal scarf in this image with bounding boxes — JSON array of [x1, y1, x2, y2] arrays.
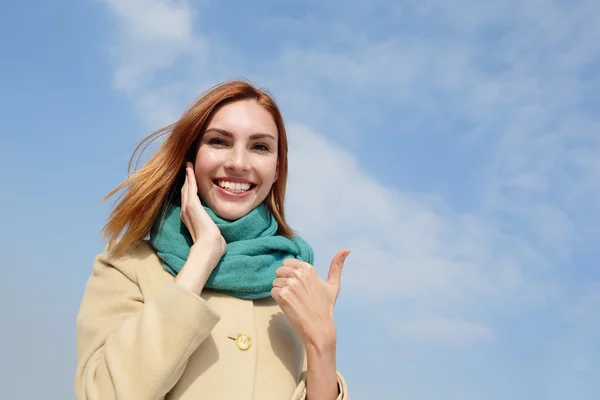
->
[[149, 200, 314, 299]]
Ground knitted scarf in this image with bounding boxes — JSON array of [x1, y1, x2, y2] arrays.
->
[[149, 200, 314, 299]]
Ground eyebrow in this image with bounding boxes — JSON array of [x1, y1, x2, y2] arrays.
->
[[204, 128, 276, 141]]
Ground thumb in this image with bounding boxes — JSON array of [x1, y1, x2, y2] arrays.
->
[[327, 249, 351, 286]]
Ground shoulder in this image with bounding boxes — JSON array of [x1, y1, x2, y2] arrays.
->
[[93, 240, 159, 283]]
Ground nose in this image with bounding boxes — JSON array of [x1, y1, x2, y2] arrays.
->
[[224, 145, 250, 172]]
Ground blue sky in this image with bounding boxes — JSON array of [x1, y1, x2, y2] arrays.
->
[[1, 0, 599, 399]]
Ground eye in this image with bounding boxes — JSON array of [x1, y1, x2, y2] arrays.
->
[[253, 143, 270, 152], [208, 138, 228, 147]]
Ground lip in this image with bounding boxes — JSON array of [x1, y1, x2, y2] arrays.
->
[[212, 179, 256, 199]]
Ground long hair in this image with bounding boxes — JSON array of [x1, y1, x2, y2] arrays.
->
[[102, 80, 292, 256]]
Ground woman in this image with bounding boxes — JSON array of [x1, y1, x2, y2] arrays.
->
[[75, 80, 350, 400]]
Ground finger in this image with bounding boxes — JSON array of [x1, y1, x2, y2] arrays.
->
[[282, 257, 306, 269], [186, 162, 198, 189], [327, 248, 351, 285], [186, 163, 214, 226], [272, 278, 289, 288], [275, 266, 297, 278], [271, 287, 283, 302], [186, 163, 197, 203], [181, 171, 189, 210]]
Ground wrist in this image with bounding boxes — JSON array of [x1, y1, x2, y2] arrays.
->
[[189, 243, 221, 269], [304, 325, 339, 400], [305, 323, 337, 355], [174, 245, 219, 295]]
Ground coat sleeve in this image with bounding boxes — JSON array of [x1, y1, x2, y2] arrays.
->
[[74, 249, 221, 400], [289, 351, 349, 400]]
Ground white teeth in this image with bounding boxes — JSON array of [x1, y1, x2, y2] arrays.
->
[[217, 180, 251, 193]]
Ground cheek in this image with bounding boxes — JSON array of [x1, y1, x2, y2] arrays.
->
[[259, 158, 279, 185], [194, 151, 219, 181]]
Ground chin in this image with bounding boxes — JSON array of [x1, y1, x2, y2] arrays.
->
[[211, 203, 255, 221]]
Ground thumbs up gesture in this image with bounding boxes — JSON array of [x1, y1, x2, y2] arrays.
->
[[272, 249, 350, 347]]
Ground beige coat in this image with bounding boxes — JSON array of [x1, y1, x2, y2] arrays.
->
[[75, 241, 348, 400]]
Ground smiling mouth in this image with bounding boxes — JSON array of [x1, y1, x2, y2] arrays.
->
[[212, 179, 256, 194]]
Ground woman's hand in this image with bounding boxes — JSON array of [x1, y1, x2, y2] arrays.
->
[[271, 249, 350, 348], [174, 162, 226, 295], [180, 162, 226, 254], [272, 250, 350, 400]]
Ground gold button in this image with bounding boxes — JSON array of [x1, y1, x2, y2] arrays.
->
[[234, 333, 251, 350]]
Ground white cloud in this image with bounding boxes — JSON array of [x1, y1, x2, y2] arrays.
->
[[105, 0, 194, 42], [267, 0, 600, 257], [285, 124, 551, 323], [100, 0, 216, 126], [103, 0, 199, 90]]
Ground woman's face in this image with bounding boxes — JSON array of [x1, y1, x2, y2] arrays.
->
[[194, 99, 279, 220]]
